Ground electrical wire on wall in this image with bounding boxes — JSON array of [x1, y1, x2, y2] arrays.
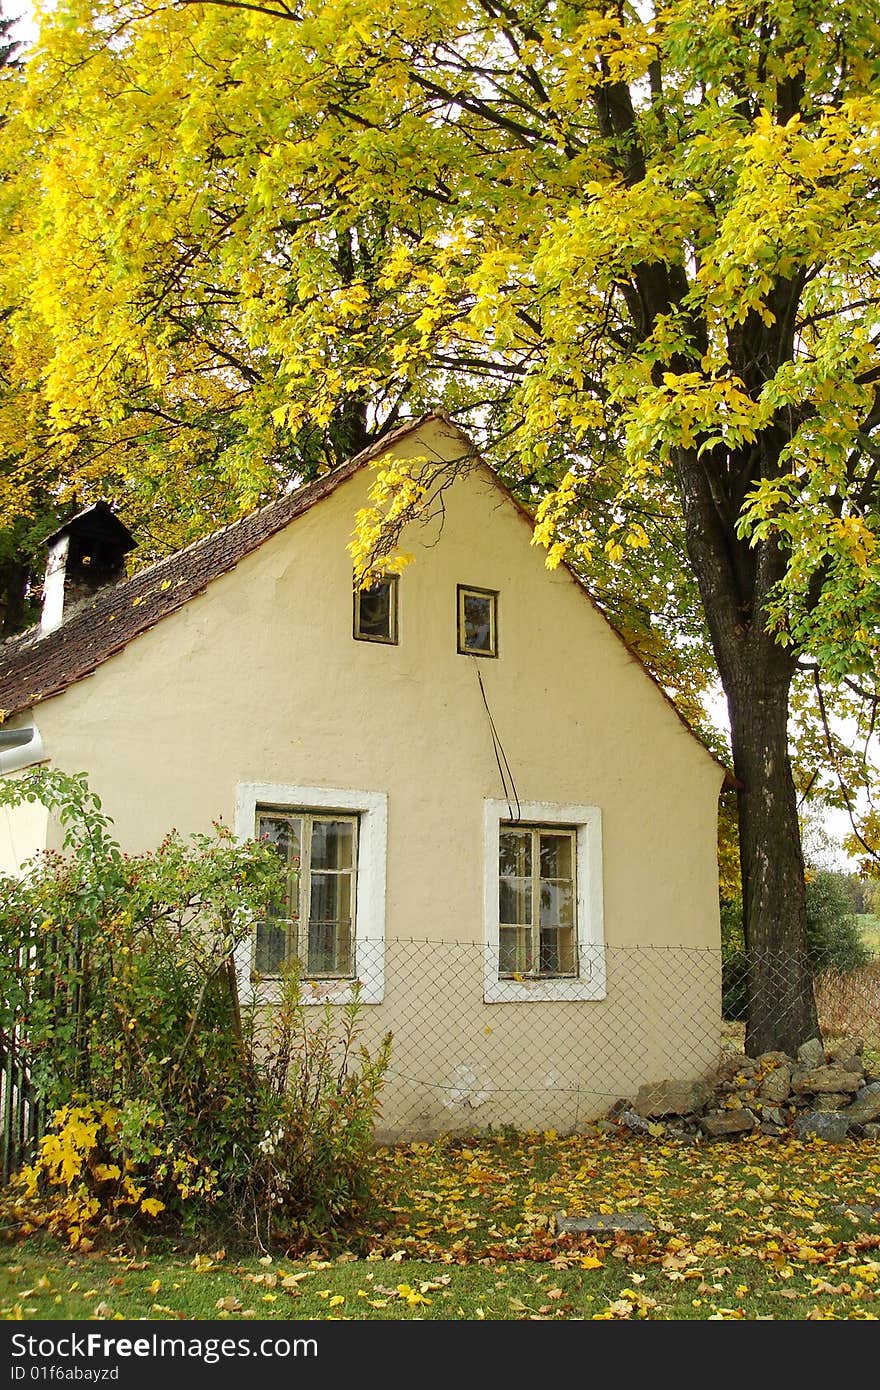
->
[[472, 657, 521, 824]]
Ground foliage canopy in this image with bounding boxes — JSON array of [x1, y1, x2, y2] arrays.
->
[[3, 0, 880, 1047]]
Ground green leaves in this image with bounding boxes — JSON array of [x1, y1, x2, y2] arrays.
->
[[1, 769, 390, 1247]]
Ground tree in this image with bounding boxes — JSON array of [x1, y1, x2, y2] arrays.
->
[[6, 0, 880, 1052], [0, 2, 36, 637]]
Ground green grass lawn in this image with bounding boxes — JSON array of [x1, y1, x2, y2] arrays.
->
[[3, 1130, 879, 1321], [857, 914, 880, 958]]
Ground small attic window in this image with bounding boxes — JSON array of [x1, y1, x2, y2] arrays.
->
[[353, 575, 398, 645], [458, 585, 498, 657]]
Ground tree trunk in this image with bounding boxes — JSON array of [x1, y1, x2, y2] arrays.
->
[[673, 447, 819, 1056], [727, 669, 820, 1056]]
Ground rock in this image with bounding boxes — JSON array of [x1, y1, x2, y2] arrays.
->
[[759, 1064, 792, 1104], [828, 1037, 864, 1064], [596, 1120, 619, 1136], [863, 1123, 880, 1140], [813, 1093, 852, 1111], [791, 1065, 862, 1095], [757, 1050, 792, 1069], [618, 1109, 653, 1135], [699, 1109, 757, 1137], [760, 1105, 787, 1127], [734, 1083, 759, 1101], [797, 1038, 826, 1066], [716, 1054, 758, 1080], [666, 1125, 700, 1146], [576, 1123, 602, 1139], [555, 1209, 654, 1235], [760, 1123, 787, 1137], [607, 1098, 632, 1119], [843, 1082, 880, 1127], [794, 1111, 850, 1141], [634, 1078, 712, 1117]]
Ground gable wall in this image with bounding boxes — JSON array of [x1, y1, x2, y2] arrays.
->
[[20, 420, 725, 1130]]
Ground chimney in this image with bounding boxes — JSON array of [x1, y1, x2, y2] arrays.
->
[[40, 502, 135, 635]]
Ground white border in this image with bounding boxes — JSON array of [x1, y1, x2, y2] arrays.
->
[[234, 781, 387, 1006], [483, 798, 606, 1003]]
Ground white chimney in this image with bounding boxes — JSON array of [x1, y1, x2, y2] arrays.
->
[[40, 533, 70, 635]]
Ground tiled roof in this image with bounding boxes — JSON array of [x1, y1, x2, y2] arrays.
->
[[0, 413, 455, 720]]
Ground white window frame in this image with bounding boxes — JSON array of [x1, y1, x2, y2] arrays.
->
[[483, 798, 606, 1003], [235, 782, 387, 1006]]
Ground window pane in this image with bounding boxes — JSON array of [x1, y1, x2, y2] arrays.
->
[[258, 815, 301, 920], [463, 592, 492, 651], [540, 927, 576, 975], [255, 808, 358, 980], [258, 815, 302, 868], [540, 833, 572, 880], [255, 919, 290, 975], [311, 820, 354, 870], [309, 871, 352, 924], [308, 921, 353, 976], [500, 877, 532, 925], [357, 579, 394, 640], [499, 925, 532, 974], [499, 830, 530, 878], [497, 824, 579, 981], [540, 879, 574, 928]]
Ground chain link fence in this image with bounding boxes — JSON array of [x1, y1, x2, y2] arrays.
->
[[332, 940, 880, 1139], [4, 938, 878, 1167]]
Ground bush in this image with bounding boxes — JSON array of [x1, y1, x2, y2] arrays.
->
[[244, 964, 392, 1247], [805, 869, 872, 974], [0, 769, 391, 1249]]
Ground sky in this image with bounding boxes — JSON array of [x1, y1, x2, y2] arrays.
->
[[7, 3, 37, 49]]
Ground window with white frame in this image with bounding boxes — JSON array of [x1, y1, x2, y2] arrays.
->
[[255, 810, 358, 978], [235, 782, 387, 1005], [483, 798, 606, 1003], [499, 825, 577, 978]]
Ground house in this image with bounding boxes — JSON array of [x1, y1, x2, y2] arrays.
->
[[0, 413, 727, 1137]]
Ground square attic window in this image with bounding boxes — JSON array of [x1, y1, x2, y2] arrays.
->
[[353, 575, 398, 644], [457, 585, 498, 657]]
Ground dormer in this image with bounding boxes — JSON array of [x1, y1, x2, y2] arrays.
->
[[40, 502, 135, 636]]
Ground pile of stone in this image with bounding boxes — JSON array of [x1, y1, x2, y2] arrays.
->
[[605, 1036, 880, 1143]]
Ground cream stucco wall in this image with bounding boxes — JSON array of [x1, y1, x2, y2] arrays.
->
[[0, 788, 49, 876], [6, 418, 726, 1134]]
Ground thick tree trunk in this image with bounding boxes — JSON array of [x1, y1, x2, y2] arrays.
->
[[726, 669, 820, 1056], [673, 447, 819, 1056]]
